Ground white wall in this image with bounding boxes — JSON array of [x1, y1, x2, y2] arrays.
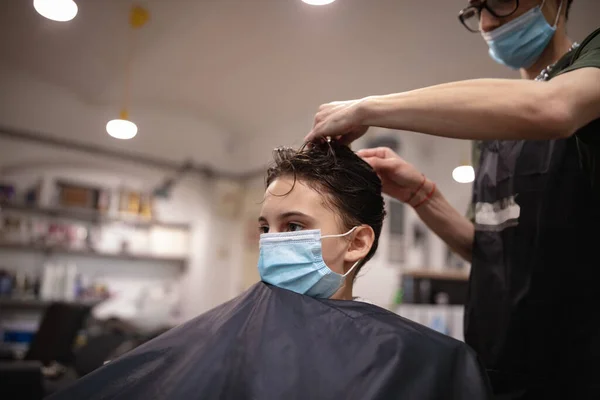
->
[[421, 136, 474, 270], [0, 135, 244, 323]]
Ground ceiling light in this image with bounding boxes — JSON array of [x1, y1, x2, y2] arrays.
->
[[302, 0, 336, 5], [33, 0, 78, 22], [452, 165, 475, 184], [106, 111, 137, 140]]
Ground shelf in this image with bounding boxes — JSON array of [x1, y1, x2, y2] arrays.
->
[[402, 269, 470, 282], [0, 242, 187, 265], [0, 203, 190, 231], [0, 297, 101, 309]]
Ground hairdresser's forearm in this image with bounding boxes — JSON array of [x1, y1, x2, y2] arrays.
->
[[360, 79, 574, 141], [411, 180, 474, 262]]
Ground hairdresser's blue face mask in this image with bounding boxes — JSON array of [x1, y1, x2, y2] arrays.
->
[[257, 227, 360, 299], [483, 0, 562, 70]]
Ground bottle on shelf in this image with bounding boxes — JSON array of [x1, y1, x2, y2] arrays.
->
[[40, 262, 54, 300], [64, 263, 77, 301], [0, 269, 13, 297]]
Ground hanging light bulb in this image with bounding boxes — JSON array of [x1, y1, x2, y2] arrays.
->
[[33, 0, 78, 22], [106, 5, 149, 140], [106, 110, 137, 140], [302, 0, 336, 5], [452, 146, 475, 184], [452, 165, 475, 183]]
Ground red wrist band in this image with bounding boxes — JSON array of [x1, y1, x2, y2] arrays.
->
[[413, 182, 436, 209], [406, 175, 426, 204]]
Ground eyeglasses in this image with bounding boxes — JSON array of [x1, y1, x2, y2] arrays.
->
[[458, 0, 520, 33]]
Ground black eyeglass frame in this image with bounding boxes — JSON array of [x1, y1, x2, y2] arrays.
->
[[458, 0, 520, 33]]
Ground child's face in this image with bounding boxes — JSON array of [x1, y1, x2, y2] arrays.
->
[[258, 176, 350, 275]]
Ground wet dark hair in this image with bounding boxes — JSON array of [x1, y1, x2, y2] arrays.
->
[[565, 0, 572, 20], [265, 140, 386, 277]]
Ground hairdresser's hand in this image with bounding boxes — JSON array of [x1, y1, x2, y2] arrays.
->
[[358, 147, 426, 204], [305, 98, 370, 145]]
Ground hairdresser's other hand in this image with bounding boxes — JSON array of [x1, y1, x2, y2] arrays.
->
[[305, 98, 370, 145], [358, 147, 425, 204]]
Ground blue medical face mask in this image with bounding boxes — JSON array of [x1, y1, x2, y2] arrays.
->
[[483, 0, 562, 70], [257, 227, 361, 299]]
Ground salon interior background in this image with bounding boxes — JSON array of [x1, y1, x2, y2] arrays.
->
[[1, 0, 599, 341]]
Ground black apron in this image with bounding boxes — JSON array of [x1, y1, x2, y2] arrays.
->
[[466, 137, 600, 399], [48, 283, 493, 400]]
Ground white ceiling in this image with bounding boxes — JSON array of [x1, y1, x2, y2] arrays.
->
[[1, 0, 599, 174]]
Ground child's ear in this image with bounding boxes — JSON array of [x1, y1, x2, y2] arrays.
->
[[344, 225, 374, 264]]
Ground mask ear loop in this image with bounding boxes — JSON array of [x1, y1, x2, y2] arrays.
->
[[322, 226, 362, 276], [322, 225, 362, 282], [541, 0, 563, 28], [321, 226, 359, 239], [342, 259, 361, 278], [333, 259, 362, 297], [552, 0, 563, 28]]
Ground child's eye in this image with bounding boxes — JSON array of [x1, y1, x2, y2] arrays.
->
[[288, 223, 303, 232], [259, 226, 269, 234]]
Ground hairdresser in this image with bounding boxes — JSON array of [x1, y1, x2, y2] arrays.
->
[[305, 1, 600, 398]]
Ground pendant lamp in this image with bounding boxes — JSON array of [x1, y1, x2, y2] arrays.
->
[[107, 5, 149, 140], [33, 0, 78, 22]]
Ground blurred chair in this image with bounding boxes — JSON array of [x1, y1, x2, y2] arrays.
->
[[72, 330, 127, 377], [0, 302, 92, 400]]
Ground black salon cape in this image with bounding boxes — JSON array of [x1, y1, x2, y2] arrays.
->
[[49, 283, 492, 400]]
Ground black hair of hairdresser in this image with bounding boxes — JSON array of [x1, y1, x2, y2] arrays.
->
[[265, 140, 386, 277]]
